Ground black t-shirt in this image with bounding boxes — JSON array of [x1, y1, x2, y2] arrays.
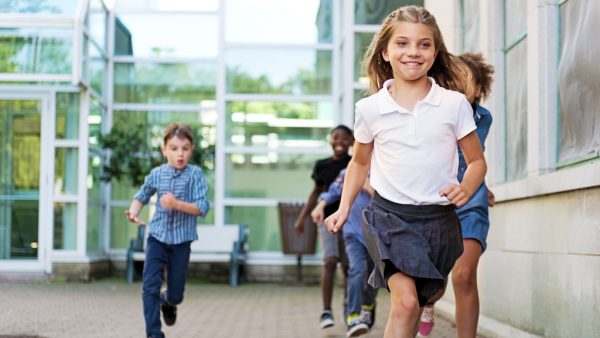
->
[[311, 155, 352, 217]]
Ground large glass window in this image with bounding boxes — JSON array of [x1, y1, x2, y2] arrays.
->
[[55, 93, 80, 140], [0, 0, 77, 14], [115, 14, 218, 58], [89, 0, 107, 52], [114, 0, 218, 12], [90, 43, 106, 96], [225, 153, 320, 199], [558, 0, 600, 164], [87, 100, 105, 252], [53, 202, 77, 250], [504, 0, 528, 180], [0, 28, 72, 74], [225, 206, 280, 252], [354, 32, 375, 83], [226, 49, 332, 95], [354, 0, 423, 25], [226, 100, 333, 147], [54, 148, 78, 195], [225, 0, 332, 44], [0, 99, 41, 259], [113, 62, 216, 103], [460, 0, 480, 52]]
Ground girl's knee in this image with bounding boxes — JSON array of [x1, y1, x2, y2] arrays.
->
[[391, 294, 419, 315], [452, 266, 477, 290]]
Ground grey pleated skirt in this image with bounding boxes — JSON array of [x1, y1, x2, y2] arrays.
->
[[361, 192, 464, 306]]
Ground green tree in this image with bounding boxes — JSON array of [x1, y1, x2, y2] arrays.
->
[[99, 122, 214, 186]]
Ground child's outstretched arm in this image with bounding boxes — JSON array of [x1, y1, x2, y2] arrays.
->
[[125, 199, 145, 225], [294, 185, 320, 235], [311, 170, 346, 224], [440, 131, 487, 206], [325, 141, 373, 233]]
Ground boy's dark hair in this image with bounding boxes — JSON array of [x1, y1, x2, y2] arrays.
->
[[331, 124, 353, 138], [459, 52, 494, 103], [163, 123, 194, 145]]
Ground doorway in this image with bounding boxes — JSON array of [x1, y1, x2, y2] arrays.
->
[[0, 96, 50, 272]]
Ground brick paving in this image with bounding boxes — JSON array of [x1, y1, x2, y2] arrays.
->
[[0, 279, 479, 338]]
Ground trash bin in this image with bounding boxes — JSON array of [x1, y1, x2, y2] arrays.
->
[[278, 201, 317, 281]]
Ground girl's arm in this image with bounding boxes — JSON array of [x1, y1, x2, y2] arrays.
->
[[294, 185, 320, 235], [440, 131, 487, 206], [325, 141, 373, 233]]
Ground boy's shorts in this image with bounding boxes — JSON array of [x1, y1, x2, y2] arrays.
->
[[318, 222, 346, 262]]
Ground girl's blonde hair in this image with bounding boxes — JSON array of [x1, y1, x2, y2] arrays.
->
[[362, 5, 465, 94]]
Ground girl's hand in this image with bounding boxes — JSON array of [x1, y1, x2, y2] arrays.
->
[[324, 209, 348, 234], [160, 192, 178, 210], [439, 184, 472, 207], [124, 210, 144, 225]]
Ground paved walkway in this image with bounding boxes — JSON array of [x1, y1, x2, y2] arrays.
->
[[1, 279, 479, 338]]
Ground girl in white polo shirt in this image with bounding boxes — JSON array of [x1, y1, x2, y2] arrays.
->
[[325, 5, 487, 337]]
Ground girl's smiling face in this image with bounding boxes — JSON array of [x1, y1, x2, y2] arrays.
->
[[382, 22, 437, 83], [162, 136, 194, 169]]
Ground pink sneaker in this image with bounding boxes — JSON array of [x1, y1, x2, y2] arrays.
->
[[418, 304, 435, 337]]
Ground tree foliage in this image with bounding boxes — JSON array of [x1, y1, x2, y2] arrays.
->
[[98, 123, 214, 186]]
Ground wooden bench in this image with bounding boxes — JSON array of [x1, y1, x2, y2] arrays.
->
[[125, 224, 249, 287]]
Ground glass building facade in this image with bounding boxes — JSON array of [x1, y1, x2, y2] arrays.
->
[[0, 0, 421, 274]]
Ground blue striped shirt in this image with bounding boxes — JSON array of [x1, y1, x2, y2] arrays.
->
[[134, 164, 209, 244]]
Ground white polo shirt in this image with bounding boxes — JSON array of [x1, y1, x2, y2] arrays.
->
[[354, 78, 476, 205]]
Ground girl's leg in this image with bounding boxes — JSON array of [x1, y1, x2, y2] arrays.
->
[[385, 272, 420, 338], [451, 239, 483, 338]]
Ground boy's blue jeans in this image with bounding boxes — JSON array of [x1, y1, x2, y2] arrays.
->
[[142, 235, 191, 338], [344, 233, 377, 319]]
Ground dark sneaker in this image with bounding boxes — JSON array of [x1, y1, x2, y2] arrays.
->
[[360, 302, 376, 329], [346, 317, 369, 337], [161, 303, 177, 326], [320, 310, 335, 329]]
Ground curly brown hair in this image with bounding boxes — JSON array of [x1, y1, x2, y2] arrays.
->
[[458, 52, 494, 104]]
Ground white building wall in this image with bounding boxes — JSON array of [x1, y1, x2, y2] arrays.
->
[[426, 1, 600, 337]]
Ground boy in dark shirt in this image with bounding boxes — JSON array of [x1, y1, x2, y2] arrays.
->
[[294, 125, 354, 328]]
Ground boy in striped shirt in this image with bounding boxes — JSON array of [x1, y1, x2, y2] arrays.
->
[[126, 123, 209, 338]]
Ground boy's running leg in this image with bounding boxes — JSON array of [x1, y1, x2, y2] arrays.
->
[[320, 256, 338, 328], [385, 271, 420, 338], [142, 236, 168, 338], [344, 235, 369, 337], [452, 239, 483, 338], [319, 222, 341, 328], [162, 240, 192, 326]]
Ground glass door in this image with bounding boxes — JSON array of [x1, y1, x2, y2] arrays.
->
[[0, 98, 48, 270]]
